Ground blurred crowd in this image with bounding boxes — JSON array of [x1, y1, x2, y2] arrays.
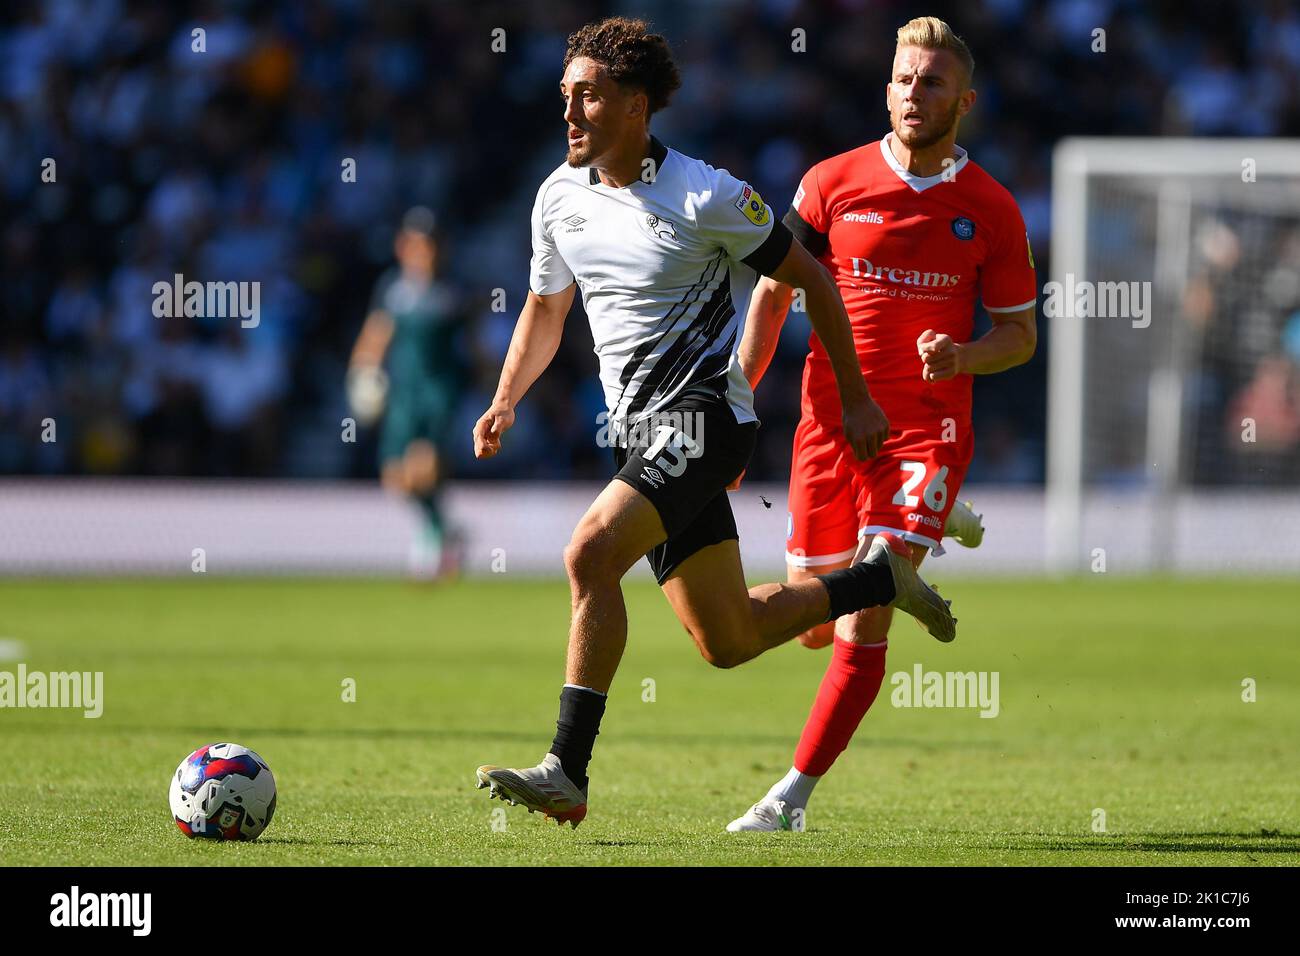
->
[[1194, 206, 1300, 486], [2, 0, 1299, 484]]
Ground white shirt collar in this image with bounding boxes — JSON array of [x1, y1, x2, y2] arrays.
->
[[880, 132, 968, 193]]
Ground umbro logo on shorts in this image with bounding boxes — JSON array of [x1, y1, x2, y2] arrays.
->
[[641, 466, 665, 488]]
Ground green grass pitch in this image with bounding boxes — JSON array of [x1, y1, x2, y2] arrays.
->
[[0, 576, 1296, 866]]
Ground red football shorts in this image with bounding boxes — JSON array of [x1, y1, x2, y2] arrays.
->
[[785, 414, 974, 568]]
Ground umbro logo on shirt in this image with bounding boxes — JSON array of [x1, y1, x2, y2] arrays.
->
[[842, 211, 884, 224], [563, 215, 586, 232]]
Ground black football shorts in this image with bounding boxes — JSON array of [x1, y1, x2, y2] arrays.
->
[[611, 382, 758, 584]]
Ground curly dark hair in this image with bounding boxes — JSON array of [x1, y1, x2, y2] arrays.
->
[[563, 16, 681, 117]]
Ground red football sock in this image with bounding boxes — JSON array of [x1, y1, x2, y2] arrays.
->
[[793, 639, 887, 777]]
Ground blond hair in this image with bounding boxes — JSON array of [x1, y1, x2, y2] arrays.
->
[[896, 16, 973, 84]]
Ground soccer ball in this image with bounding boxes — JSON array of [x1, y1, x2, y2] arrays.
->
[[169, 743, 277, 841]]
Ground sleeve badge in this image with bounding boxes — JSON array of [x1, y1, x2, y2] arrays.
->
[[735, 184, 770, 226]]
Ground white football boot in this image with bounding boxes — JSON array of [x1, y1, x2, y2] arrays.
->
[[726, 797, 799, 832], [867, 532, 956, 643], [475, 754, 588, 828], [943, 499, 985, 548]]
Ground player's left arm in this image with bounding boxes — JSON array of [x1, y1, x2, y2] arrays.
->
[[919, 205, 1038, 382], [918, 306, 1036, 381]]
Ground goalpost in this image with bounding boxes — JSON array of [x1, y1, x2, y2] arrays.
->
[[1047, 138, 1300, 573]]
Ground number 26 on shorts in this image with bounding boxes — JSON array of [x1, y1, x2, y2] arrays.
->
[[892, 460, 949, 512]]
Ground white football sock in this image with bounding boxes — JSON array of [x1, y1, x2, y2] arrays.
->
[[767, 766, 820, 809]]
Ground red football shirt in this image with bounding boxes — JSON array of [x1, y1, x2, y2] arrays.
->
[[789, 133, 1036, 427]]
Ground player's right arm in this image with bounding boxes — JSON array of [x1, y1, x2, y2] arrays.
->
[[763, 239, 888, 459], [349, 309, 394, 368], [347, 275, 400, 424], [473, 284, 575, 459], [740, 168, 834, 391], [740, 164, 888, 459], [738, 276, 794, 391]]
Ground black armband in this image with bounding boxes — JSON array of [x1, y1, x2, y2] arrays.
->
[[782, 206, 829, 259], [741, 220, 794, 276]]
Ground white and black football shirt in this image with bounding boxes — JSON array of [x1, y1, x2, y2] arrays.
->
[[529, 137, 792, 437]]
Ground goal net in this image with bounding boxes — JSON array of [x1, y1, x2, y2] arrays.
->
[[1046, 138, 1300, 573]]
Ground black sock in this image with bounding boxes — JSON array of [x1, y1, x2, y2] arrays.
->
[[549, 685, 606, 791], [816, 562, 896, 622]]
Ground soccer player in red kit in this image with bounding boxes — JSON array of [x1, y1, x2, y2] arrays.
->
[[727, 17, 1038, 831]]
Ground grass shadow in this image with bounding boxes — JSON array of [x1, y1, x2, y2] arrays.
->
[[255, 837, 382, 848], [17, 722, 1001, 753], [1016, 831, 1300, 854]]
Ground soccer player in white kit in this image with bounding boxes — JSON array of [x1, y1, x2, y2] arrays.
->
[[471, 16, 955, 828]]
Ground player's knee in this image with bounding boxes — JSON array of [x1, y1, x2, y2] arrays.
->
[[380, 464, 407, 494], [696, 640, 746, 669], [405, 442, 440, 490], [563, 530, 618, 588], [406, 463, 438, 494], [841, 606, 893, 643], [797, 623, 835, 649], [689, 617, 755, 669]]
